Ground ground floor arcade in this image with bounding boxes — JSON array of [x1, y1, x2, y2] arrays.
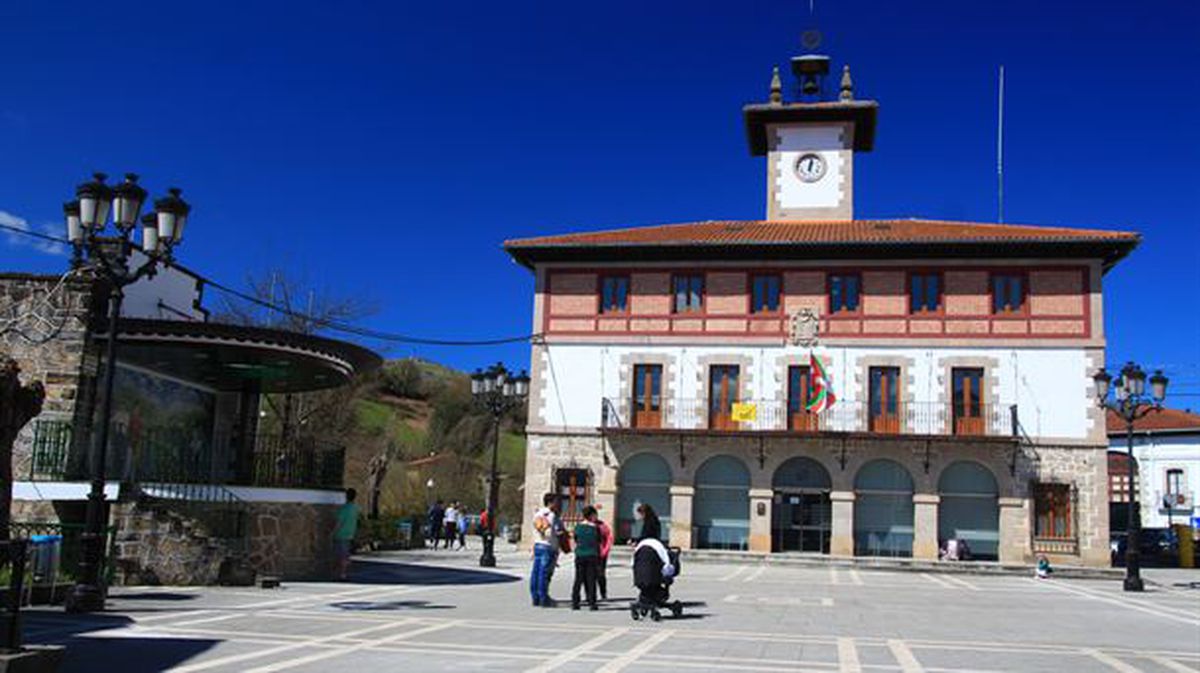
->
[[522, 430, 1111, 567]]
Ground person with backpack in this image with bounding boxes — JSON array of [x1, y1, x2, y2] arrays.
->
[[443, 501, 459, 550], [571, 506, 602, 611], [530, 493, 561, 607]]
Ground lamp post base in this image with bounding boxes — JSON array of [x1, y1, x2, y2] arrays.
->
[[64, 583, 106, 613], [479, 533, 497, 568]]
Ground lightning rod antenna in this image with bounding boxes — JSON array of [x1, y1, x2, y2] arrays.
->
[[997, 65, 1005, 223]]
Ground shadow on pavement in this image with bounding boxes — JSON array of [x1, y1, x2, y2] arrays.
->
[[21, 611, 222, 673], [330, 599, 455, 611], [108, 591, 199, 601], [349, 560, 520, 586]]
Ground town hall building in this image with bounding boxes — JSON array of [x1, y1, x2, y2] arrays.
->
[[505, 46, 1139, 567]]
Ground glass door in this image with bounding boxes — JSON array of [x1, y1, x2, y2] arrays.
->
[[952, 368, 984, 435], [631, 364, 663, 428], [708, 365, 740, 430], [869, 366, 901, 434]]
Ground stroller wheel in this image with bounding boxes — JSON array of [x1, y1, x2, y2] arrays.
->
[[650, 609, 663, 622], [671, 600, 683, 617], [630, 605, 641, 621]]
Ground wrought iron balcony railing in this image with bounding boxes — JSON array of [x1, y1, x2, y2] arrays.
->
[[602, 398, 1016, 438]]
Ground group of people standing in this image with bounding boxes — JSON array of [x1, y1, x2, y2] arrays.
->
[[426, 499, 471, 550], [530, 494, 662, 611]]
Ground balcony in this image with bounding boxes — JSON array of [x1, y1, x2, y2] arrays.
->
[[26, 419, 345, 491], [1156, 491, 1195, 512], [602, 399, 1016, 438]]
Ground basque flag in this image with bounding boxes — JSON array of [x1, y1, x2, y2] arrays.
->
[[805, 353, 837, 414]]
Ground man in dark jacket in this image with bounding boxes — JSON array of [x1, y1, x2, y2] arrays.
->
[[427, 500, 445, 549]]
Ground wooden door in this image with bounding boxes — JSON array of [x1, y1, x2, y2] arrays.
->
[[952, 368, 984, 435], [631, 364, 663, 428], [787, 366, 819, 432], [708, 365, 739, 430], [869, 367, 901, 434]]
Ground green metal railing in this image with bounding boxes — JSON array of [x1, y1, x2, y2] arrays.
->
[[27, 420, 73, 481]]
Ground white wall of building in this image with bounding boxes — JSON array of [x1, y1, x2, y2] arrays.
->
[[1114, 433, 1200, 529], [121, 249, 205, 320], [533, 343, 1096, 444]]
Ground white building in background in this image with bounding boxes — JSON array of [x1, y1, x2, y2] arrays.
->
[[505, 42, 1141, 567], [1108, 408, 1200, 532]]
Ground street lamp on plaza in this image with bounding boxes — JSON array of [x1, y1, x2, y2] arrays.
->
[[1093, 362, 1168, 593], [63, 173, 192, 613], [471, 363, 529, 568]]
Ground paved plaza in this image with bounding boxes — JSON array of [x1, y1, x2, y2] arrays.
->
[[18, 548, 1200, 673]]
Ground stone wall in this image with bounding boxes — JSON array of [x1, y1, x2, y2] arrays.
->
[[245, 501, 339, 580], [1, 272, 99, 479]]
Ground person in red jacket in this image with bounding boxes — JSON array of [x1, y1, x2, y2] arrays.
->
[[595, 507, 614, 601]]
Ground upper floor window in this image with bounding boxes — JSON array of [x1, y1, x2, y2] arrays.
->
[[1166, 468, 1184, 495], [951, 367, 984, 435], [600, 275, 629, 314], [673, 274, 704, 314], [829, 273, 861, 314], [751, 274, 782, 314], [631, 364, 663, 429], [910, 272, 942, 314], [787, 365, 818, 431], [991, 273, 1026, 315], [868, 366, 901, 433]]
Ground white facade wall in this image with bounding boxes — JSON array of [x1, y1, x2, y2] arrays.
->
[[121, 249, 206, 320], [532, 343, 1097, 444], [1112, 433, 1200, 529]]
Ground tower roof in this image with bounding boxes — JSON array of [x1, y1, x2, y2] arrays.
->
[[743, 100, 879, 155]]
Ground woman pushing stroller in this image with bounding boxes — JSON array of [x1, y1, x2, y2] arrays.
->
[[629, 504, 683, 621]]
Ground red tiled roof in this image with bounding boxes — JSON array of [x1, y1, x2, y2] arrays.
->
[[505, 219, 1139, 249], [1107, 407, 1200, 435]]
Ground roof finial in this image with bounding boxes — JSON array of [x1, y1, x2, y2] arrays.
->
[[769, 66, 783, 105], [839, 64, 854, 102]]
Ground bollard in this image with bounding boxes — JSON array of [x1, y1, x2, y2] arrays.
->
[[2, 539, 29, 652], [1174, 524, 1195, 569]]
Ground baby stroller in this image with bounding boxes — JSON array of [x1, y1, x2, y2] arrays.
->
[[630, 538, 683, 621]]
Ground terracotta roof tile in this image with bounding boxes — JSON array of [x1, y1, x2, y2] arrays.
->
[[505, 219, 1139, 249], [1107, 407, 1200, 434]]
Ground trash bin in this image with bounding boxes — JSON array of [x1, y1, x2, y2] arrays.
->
[[29, 534, 62, 586], [397, 522, 413, 550]]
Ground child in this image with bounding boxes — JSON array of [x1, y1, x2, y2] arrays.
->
[[1035, 555, 1052, 579], [571, 506, 602, 611]]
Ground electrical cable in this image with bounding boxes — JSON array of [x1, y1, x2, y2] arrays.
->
[[0, 220, 540, 347]]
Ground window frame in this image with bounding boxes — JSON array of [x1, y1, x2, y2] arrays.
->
[[1034, 482, 1074, 540], [750, 273, 783, 315], [671, 273, 705, 315], [631, 363, 664, 429], [828, 272, 863, 316], [598, 274, 631, 315], [908, 271, 943, 315], [990, 272, 1028, 316], [1166, 468, 1184, 495]]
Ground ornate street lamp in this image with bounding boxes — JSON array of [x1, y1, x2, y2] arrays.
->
[[62, 173, 192, 613], [1093, 361, 1168, 592], [472, 363, 528, 567]]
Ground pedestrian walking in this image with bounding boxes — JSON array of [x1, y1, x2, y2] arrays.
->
[[529, 493, 561, 607], [443, 501, 459, 550], [456, 507, 468, 550], [427, 499, 445, 549], [571, 506, 601, 611], [595, 509, 614, 601], [332, 488, 359, 580]]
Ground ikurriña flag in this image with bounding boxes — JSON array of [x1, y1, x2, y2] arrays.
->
[[805, 352, 836, 414]]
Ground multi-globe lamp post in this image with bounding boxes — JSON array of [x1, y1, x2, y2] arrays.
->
[[62, 173, 192, 613], [1093, 362, 1168, 593], [471, 364, 529, 568]]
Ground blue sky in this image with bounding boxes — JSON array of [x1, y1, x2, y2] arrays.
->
[[1, 1, 1198, 400]]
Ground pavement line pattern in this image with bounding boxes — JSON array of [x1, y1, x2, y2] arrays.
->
[[940, 574, 979, 591], [524, 626, 629, 673], [1085, 648, 1143, 672], [1035, 580, 1200, 627], [595, 629, 675, 673], [168, 619, 407, 673], [1148, 654, 1200, 672], [830, 567, 841, 585], [719, 566, 747, 582], [887, 639, 925, 673], [744, 565, 768, 583], [243, 619, 457, 673], [920, 573, 954, 588], [837, 637, 862, 673], [847, 569, 864, 586]]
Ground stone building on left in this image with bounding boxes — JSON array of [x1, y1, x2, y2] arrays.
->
[[2, 260, 379, 584]]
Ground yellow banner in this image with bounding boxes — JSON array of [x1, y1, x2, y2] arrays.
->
[[731, 403, 757, 422]]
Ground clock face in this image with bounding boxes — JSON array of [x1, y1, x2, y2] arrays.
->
[[794, 153, 827, 183]]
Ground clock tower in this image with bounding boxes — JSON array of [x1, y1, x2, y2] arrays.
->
[[744, 51, 878, 221]]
